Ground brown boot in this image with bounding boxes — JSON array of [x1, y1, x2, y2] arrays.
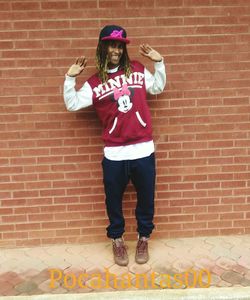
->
[[112, 238, 129, 266], [135, 237, 149, 264]]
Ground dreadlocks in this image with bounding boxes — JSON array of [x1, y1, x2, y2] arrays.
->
[[95, 40, 132, 83]]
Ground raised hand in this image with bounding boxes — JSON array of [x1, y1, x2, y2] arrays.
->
[[67, 56, 87, 77], [139, 44, 163, 63]]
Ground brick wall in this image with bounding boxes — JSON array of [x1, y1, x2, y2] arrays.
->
[[1, 0, 250, 247]]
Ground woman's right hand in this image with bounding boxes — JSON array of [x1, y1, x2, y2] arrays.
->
[[67, 56, 87, 77]]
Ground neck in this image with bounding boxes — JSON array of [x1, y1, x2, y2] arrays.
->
[[107, 65, 120, 74], [108, 63, 119, 69]]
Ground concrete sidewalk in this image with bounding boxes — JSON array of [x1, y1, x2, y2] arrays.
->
[[0, 235, 250, 298], [1, 288, 250, 300]]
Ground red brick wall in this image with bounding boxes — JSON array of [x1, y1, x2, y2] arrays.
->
[[1, 0, 250, 247]]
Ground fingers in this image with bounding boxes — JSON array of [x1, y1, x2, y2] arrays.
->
[[75, 56, 87, 67], [139, 44, 153, 54]]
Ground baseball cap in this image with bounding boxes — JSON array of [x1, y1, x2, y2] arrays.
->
[[99, 25, 130, 44]]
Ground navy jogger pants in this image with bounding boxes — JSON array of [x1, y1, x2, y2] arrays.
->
[[102, 153, 156, 239]]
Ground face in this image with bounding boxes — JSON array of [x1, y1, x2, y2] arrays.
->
[[117, 95, 133, 113], [107, 41, 124, 68]]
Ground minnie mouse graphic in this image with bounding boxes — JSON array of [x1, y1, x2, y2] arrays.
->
[[109, 84, 147, 134], [113, 84, 133, 113]]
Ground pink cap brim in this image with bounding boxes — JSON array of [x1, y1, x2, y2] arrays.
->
[[101, 36, 130, 44]]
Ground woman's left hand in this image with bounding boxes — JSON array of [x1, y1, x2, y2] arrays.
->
[[139, 44, 163, 62]]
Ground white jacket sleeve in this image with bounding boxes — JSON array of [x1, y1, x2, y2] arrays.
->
[[144, 60, 166, 95], [63, 75, 93, 111]]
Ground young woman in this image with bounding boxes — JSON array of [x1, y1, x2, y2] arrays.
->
[[64, 25, 166, 266]]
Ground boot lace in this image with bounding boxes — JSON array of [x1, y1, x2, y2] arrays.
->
[[113, 240, 127, 257], [137, 239, 148, 254]]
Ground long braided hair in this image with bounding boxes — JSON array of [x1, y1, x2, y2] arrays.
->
[[95, 40, 132, 83]]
